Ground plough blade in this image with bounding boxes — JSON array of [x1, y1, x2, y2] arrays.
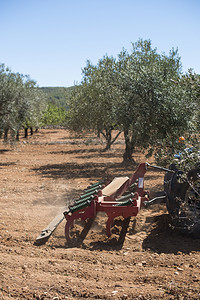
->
[[34, 206, 68, 246]]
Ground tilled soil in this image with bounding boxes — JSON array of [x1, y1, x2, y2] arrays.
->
[[0, 129, 199, 300]]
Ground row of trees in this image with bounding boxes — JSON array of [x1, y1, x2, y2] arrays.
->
[[0, 65, 71, 140], [41, 103, 67, 126], [67, 39, 199, 162], [0, 64, 47, 140], [1, 39, 199, 163]]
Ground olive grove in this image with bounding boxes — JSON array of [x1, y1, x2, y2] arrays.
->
[[67, 39, 199, 162], [0, 64, 47, 140]]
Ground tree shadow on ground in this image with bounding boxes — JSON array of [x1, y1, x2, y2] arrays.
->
[[0, 149, 10, 154], [37, 130, 59, 135], [75, 152, 123, 160], [49, 148, 123, 160], [142, 214, 200, 254], [32, 159, 165, 182], [50, 148, 100, 155], [0, 162, 16, 167], [60, 134, 96, 140], [32, 161, 139, 181]]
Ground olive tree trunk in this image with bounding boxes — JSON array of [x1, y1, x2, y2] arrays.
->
[[123, 128, 135, 163]]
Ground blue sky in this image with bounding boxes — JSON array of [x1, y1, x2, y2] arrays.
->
[[1, 0, 200, 87]]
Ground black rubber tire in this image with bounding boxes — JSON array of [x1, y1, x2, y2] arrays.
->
[[164, 163, 200, 238]]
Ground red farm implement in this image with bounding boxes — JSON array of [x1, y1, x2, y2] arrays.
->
[[35, 163, 166, 245], [64, 163, 149, 241], [35, 160, 200, 245]]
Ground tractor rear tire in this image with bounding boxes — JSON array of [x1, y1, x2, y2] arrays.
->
[[164, 164, 200, 238]]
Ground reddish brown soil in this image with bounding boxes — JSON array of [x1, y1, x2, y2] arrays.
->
[[0, 129, 199, 300]]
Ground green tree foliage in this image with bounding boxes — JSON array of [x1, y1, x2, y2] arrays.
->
[[41, 103, 67, 126], [116, 40, 194, 162], [67, 56, 121, 150], [0, 64, 47, 140], [180, 70, 200, 130], [67, 39, 198, 163], [154, 69, 200, 164], [40, 86, 72, 108]]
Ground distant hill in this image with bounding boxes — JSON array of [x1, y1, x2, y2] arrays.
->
[[40, 86, 75, 108]]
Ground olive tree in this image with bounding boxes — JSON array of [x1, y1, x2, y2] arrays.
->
[[67, 39, 197, 163], [0, 64, 20, 139], [67, 56, 121, 150], [22, 78, 47, 137], [0, 64, 46, 140], [115, 39, 194, 162], [180, 70, 200, 130]]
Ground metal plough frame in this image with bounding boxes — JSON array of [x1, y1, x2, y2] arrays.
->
[[35, 162, 169, 245], [63, 163, 149, 241]]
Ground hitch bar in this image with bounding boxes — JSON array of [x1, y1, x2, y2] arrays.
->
[[143, 194, 166, 208], [146, 163, 175, 173]]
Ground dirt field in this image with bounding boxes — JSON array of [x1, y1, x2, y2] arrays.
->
[[0, 129, 199, 300]]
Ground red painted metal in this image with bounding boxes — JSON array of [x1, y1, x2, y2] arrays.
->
[[64, 163, 149, 241]]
